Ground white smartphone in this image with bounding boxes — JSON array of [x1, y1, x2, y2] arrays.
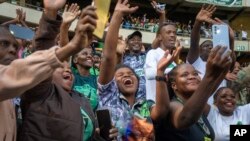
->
[[156, 3, 166, 11], [212, 24, 230, 49]]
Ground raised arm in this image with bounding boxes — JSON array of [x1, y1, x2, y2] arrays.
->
[[18, 8, 29, 28], [1, 8, 21, 26], [151, 0, 166, 26], [151, 48, 181, 121], [172, 46, 232, 129], [99, 0, 138, 85], [59, 3, 81, 47], [33, 0, 66, 51], [0, 5, 97, 101], [187, 5, 216, 64]]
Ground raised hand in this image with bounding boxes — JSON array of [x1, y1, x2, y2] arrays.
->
[[157, 47, 182, 71], [43, 0, 66, 10], [205, 46, 232, 78], [62, 3, 81, 24], [151, 0, 165, 15], [196, 4, 216, 24], [71, 6, 98, 49], [15, 8, 22, 23], [16, 8, 26, 23], [225, 72, 238, 81], [114, 0, 138, 16], [21, 10, 26, 22]]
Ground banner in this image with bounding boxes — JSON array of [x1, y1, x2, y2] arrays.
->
[[185, 0, 243, 7]]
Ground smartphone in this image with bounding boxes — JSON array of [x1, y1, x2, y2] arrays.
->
[[9, 24, 35, 40], [156, 3, 166, 11], [96, 109, 113, 141], [212, 24, 230, 49], [93, 0, 111, 39]]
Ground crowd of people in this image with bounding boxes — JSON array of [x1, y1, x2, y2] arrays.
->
[[121, 11, 248, 40], [0, 0, 250, 141]]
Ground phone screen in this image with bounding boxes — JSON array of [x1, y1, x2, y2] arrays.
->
[[96, 109, 112, 140], [212, 24, 230, 48], [9, 24, 35, 40]]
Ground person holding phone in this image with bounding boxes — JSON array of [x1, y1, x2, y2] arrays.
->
[[98, 0, 178, 140], [155, 46, 232, 141], [186, 5, 235, 105]]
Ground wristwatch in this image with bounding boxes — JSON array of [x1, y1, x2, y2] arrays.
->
[[155, 76, 167, 82]]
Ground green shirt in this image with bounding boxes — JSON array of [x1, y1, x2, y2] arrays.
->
[[80, 108, 94, 141], [73, 69, 99, 111], [90, 67, 99, 76]]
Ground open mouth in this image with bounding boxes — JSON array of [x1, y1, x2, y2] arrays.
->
[[123, 78, 133, 86], [63, 73, 72, 81]]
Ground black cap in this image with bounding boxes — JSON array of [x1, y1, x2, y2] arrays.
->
[[127, 31, 142, 40]]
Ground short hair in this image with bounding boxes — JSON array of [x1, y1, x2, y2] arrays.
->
[[71, 47, 94, 70], [156, 22, 177, 35], [115, 64, 140, 82]]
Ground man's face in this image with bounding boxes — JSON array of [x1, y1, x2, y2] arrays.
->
[[127, 35, 142, 53], [0, 32, 18, 65], [199, 40, 213, 61], [159, 25, 177, 49]]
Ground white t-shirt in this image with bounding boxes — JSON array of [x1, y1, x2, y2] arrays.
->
[[189, 57, 227, 104], [144, 48, 176, 101], [242, 31, 248, 39], [207, 105, 250, 141]]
